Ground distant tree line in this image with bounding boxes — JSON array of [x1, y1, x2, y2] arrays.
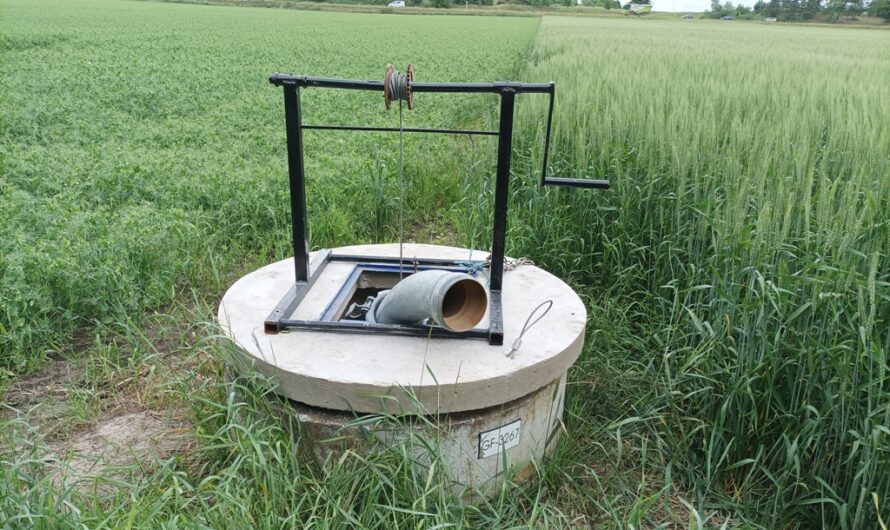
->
[[371, 0, 623, 8], [311, 0, 888, 15], [705, 0, 890, 21], [515, 0, 622, 7]]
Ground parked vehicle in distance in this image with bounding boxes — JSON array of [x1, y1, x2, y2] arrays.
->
[[764, 16, 777, 21], [681, 14, 694, 19], [720, 15, 736, 20], [623, 3, 653, 16], [388, 1, 405, 6]]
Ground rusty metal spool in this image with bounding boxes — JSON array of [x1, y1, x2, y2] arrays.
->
[[384, 63, 413, 110]]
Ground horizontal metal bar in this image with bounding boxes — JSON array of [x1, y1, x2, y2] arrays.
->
[[269, 73, 554, 95], [270, 75, 380, 90], [341, 263, 474, 274], [330, 253, 485, 267], [543, 177, 611, 189], [319, 264, 361, 322], [413, 81, 553, 94], [302, 124, 497, 136], [264, 249, 332, 334], [277, 319, 491, 340]]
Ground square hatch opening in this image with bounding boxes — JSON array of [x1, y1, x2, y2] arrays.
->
[[264, 251, 500, 343]]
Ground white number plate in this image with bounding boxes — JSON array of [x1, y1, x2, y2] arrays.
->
[[477, 419, 521, 459]]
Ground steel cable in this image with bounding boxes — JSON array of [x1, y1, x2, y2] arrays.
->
[[384, 65, 414, 278]]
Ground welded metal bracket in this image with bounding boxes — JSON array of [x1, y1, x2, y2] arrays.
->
[[266, 72, 609, 345]]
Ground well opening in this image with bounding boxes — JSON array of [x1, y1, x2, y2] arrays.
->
[[335, 270, 401, 322]]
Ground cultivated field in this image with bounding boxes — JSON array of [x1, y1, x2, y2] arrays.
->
[[1, 0, 888, 528], [509, 17, 890, 528], [0, 0, 537, 370]]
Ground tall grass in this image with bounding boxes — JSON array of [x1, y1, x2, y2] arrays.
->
[[450, 17, 889, 528], [1, 345, 577, 528], [3, 1, 889, 526]]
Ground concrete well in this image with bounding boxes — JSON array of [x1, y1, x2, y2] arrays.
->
[[218, 243, 586, 496]]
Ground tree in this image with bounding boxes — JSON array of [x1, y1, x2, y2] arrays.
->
[[782, 0, 801, 20], [707, 0, 729, 16], [706, 0, 745, 17], [801, 0, 820, 19], [824, 0, 847, 21], [870, 0, 890, 20]]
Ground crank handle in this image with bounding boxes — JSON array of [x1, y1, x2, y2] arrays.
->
[[538, 87, 610, 191]]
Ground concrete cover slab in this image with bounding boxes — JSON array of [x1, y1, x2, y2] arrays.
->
[[218, 244, 586, 414]]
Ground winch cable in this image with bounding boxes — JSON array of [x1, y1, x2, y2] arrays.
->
[[398, 98, 405, 279], [385, 64, 552, 353], [384, 64, 413, 279], [387, 69, 410, 106]]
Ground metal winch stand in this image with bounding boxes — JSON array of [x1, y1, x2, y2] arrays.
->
[[264, 73, 609, 345]]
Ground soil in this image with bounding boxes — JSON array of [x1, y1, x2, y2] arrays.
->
[[2, 318, 200, 496], [50, 409, 192, 494]]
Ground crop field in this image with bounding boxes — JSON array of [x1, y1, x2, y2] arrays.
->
[[0, 0, 537, 370], [1, 0, 889, 528], [509, 18, 890, 528]]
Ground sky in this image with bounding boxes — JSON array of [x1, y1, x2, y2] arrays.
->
[[653, 0, 757, 12]]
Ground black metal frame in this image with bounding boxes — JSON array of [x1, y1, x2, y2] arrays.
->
[[318, 262, 474, 322], [265, 73, 609, 345]]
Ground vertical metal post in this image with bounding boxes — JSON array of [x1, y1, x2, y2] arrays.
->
[[490, 88, 515, 292], [283, 85, 309, 283], [485, 88, 515, 346]]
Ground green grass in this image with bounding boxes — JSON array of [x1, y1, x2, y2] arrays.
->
[[2, 1, 889, 528], [0, 0, 537, 371], [462, 16, 890, 529]]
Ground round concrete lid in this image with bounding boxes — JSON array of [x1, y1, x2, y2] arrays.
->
[[217, 244, 586, 414]]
